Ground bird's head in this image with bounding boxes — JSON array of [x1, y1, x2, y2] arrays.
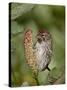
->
[[37, 29, 51, 43]]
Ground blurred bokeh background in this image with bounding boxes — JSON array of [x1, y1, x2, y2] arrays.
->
[[10, 3, 65, 87]]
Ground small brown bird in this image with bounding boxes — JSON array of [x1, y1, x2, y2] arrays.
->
[[33, 29, 52, 71]]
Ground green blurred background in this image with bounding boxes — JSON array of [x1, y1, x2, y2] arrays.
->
[[10, 3, 65, 87]]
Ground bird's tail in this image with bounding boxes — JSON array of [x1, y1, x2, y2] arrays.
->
[[46, 66, 51, 71], [42, 66, 51, 71]]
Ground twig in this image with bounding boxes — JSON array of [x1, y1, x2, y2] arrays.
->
[[33, 73, 39, 85]]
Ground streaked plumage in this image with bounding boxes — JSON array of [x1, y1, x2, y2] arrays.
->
[[34, 29, 52, 71]]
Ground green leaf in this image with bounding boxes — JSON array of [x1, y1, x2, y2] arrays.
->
[[45, 67, 64, 85], [32, 5, 53, 28], [11, 3, 34, 20], [49, 27, 65, 69], [38, 70, 49, 85], [11, 21, 24, 35]]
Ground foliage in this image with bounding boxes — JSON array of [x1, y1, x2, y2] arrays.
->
[[10, 3, 65, 87]]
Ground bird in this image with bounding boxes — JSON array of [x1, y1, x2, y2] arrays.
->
[[33, 29, 52, 71]]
